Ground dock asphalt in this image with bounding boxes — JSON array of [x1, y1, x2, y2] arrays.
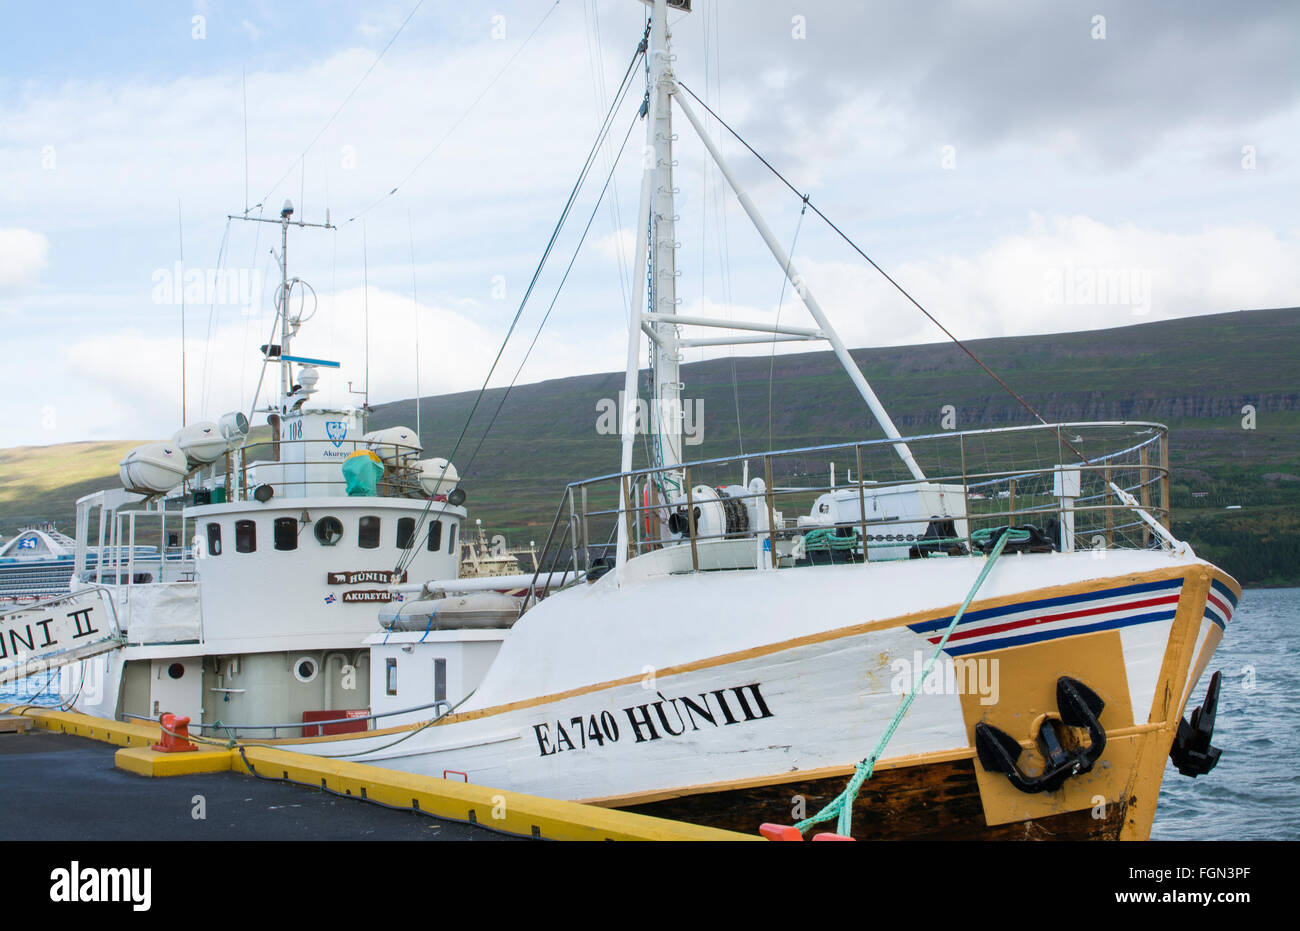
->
[[0, 729, 516, 841]]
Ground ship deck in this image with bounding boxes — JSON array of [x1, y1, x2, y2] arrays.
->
[[0, 730, 515, 841]]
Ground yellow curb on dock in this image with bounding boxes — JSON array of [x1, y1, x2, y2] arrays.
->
[[231, 745, 757, 842], [115, 746, 236, 777], [0, 704, 160, 747], [2, 704, 759, 841]]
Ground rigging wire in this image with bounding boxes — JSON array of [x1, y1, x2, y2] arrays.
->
[[238, 203, 268, 412], [461, 107, 641, 475], [408, 210, 421, 440], [256, 0, 432, 211], [391, 36, 649, 578], [198, 217, 233, 418], [675, 80, 1092, 467], [586, 0, 633, 320], [767, 201, 807, 451], [346, 0, 565, 223], [701, 1, 744, 456]]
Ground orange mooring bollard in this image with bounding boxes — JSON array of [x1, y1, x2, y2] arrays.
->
[[759, 823, 805, 842], [811, 832, 856, 841], [151, 713, 198, 753]]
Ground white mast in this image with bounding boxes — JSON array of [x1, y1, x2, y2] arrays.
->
[[279, 200, 293, 405], [228, 203, 334, 417], [615, 0, 926, 583], [648, 0, 683, 483]]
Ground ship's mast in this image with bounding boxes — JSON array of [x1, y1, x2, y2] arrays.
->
[[648, 0, 683, 481], [229, 201, 334, 415], [616, 0, 928, 581]]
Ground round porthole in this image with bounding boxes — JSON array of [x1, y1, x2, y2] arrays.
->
[[167, 663, 185, 680], [314, 516, 344, 546], [294, 657, 318, 684]]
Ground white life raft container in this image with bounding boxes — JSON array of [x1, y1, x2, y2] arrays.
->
[[362, 426, 422, 461], [173, 421, 227, 466], [417, 457, 460, 497], [119, 442, 189, 494], [379, 591, 523, 631]]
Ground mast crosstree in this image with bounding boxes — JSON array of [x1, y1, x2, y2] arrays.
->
[[616, 0, 926, 579]]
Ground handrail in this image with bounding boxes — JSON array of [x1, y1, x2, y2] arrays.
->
[[526, 421, 1177, 588], [563, 421, 1167, 490], [119, 697, 453, 737]]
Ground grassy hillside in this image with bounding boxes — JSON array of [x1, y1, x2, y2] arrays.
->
[[0, 440, 141, 531], [3, 308, 1297, 584]]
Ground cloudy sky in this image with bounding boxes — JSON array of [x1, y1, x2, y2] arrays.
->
[[1, 0, 1296, 447]]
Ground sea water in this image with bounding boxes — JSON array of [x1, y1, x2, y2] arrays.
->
[[1152, 587, 1300, 840]]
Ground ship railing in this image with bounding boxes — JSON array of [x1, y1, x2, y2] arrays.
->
[[119, 698, 454, 740], [527, 421, 1172, 600], [185, 438, 431, 503]]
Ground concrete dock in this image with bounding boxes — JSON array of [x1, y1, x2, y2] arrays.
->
[[0, 706, 758, 842], [0, 729, 509, 841]]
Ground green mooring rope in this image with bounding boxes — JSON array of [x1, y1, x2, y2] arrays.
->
[[794, 526, 1027, 837]]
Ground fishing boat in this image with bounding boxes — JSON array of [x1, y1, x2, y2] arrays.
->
[[0, 201, 484, 735], [459, 520, 539, 582], [267, 0, 1233, 840]]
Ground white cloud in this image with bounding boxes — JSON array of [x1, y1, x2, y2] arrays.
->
[[51, 284, 625, 444], [674, 215, 1300, 358], [1, 2, 1297, 450], [0, 228, 49, 294]]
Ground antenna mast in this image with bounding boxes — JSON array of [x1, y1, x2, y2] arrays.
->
[[228, 200, 334, 412]]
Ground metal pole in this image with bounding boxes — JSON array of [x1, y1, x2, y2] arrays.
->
[[1159, 431, 1171, 530], [684, 467, 698, 572], [649, 0, 683, 476], [764, 456, 778, 569], [280, 216, 291, 403], [856, 444, 868, 563], [614, 34, 660, 584], [672, 90, 926, 483]]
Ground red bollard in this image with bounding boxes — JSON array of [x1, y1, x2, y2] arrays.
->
[[759, 823, 805, 842], [151, 712, 198, 753], [811, 832, 857, 841]]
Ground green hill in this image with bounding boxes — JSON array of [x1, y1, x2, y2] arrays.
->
[[3, 307, 1297, 585]]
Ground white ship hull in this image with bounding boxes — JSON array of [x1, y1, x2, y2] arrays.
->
[[280, 549, 1234, 839]]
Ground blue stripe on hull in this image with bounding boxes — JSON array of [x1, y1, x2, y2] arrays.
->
[[1209, 578, 1239, 610], [909, 577, 1183, 635], [942, 608, 1180, 655]]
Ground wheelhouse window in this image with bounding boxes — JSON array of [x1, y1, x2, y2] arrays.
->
[[274, 517, 298, 551], [426, 519, 443, 552], [385, 657, 398, 696], [206, 523, 222, 556], [314, 516, 343, 546], [235, 520, 256, 553], [396, 517, 416, 549], [448, 522, 457, 555], [359, 516, 381, 549]]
